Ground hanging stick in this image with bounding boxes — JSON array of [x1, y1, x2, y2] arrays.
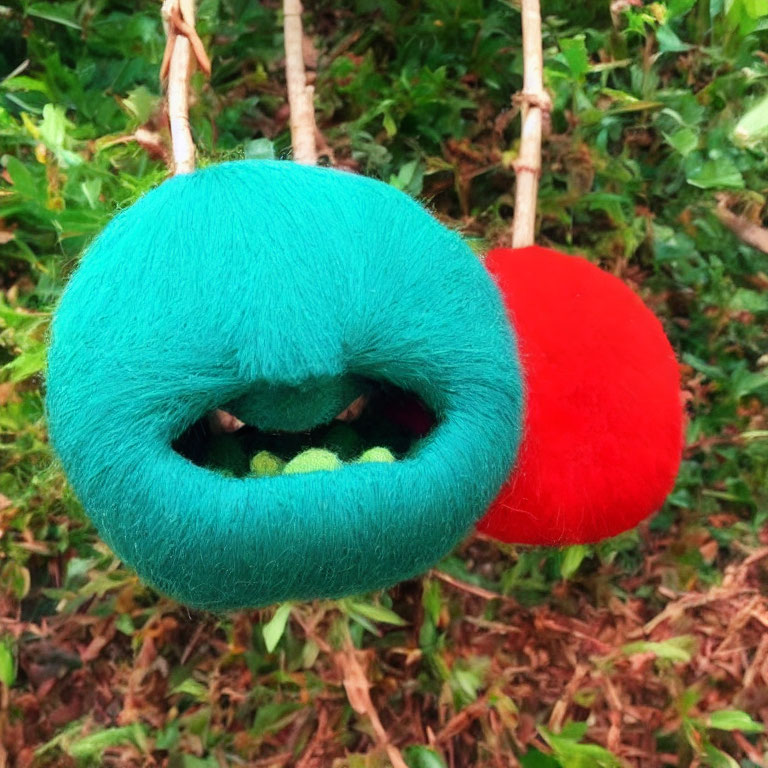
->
[[283, 0, 318, 164], [162, 1, 238, 432], [282, 0, 370, 421], [161, 0, 211, 175], [511, 0, 550, 248]]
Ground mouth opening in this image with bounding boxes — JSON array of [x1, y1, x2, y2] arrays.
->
[[172, 382, 437, 478]]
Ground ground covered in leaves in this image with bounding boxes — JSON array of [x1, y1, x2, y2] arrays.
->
[[1, 1, 768, 766]]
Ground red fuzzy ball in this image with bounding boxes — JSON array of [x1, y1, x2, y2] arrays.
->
[[478, 246, 683, 545]]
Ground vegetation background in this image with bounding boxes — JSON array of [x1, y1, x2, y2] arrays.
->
[[1, 0, 768, 765]]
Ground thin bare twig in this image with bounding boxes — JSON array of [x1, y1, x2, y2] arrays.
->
[[430, 570, 511, 602], [511, 0, 550, 248], [715, 194, 768, 254], [337, 636, 408, 768], [283, 0, 318, 164], [161, 0, 210, 175]]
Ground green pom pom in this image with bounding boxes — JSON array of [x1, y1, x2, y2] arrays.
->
[[250, 450, 285, 477], [356, 447, 396, 464], [283, 448, 342, 475]]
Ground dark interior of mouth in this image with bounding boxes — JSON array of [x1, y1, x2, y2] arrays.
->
[[172, 382, 437, 477]]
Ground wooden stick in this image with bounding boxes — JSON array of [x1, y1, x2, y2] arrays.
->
[[283, 0, 318, 165], [161, 0, 198, 175], [511, 0, 549, 248], [282, 3, 368, 421]]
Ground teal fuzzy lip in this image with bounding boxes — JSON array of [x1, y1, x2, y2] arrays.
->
[[45, 160, 523, 611]]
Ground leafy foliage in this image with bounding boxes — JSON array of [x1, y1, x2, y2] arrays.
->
[[1, 0, 767, 766]]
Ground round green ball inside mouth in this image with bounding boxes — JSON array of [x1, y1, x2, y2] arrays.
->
[[46, 160, 523, 611], [283, 448, 342, 475], [356, 447, 395, 464], [250, 450, 285, 477]]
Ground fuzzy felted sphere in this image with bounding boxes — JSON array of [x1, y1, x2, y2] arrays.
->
[[46, 160, 523, 611], [478, 246, 683, 546]]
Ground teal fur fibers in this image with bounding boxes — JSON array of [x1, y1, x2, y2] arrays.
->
[[46, 161, 523, 611]]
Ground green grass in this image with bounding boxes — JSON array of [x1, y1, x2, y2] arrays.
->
[[1, 0, 767, 765]]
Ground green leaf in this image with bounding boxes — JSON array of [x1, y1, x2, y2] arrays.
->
[[244, 138, 276, 160], [0, 561, 31, 600], [26, 2, 82, 29], [0, 638, 16, 687], [301, 638, 320, 668], [154, 723, 179, 751], [520, 748, 560, 768], [38, 103, 82, 167], [540, 725, 622, 768], [729, 289, 768, 313], [668, 0, 698, 18], [263, 602, 292, 652], [708, 709, 765, 733], [687, 157, 745, 189], [657, 25, 692, 53], [196, 0, 221, 31], [68, 725, 144, 759], [172, 677, 208, 700], [659, 92, 706, 126], [345, 600, 407, 626], [3, 156, 46, 203], [702, 743, 740, 768], [389, 160, 424, 196], [665, 127, 699, 156], [1, 75, 51, 96], [251, 701, 301, 736], [743, 0, 768, 17], [122, 86, 158, 125], [3, 344, 46, 383], [421, 578, 443, 626], [81, 178, 102, 209], [39, 103, 68, 147], [732, 369, 768, 398], [682, 353, 723, 380], [560, 545, 589, 580], [559, 36, 590, 80], [115, 614, 135, 635], [403, 745, 448, 768], [557, 722, 589, 741], [449, 658, 489, 705], [733, 93, 768, 147], [181, 756, 220, 768], [742, 430, 768, 440], [622, 636, 695, 663], [382, 110, 398, 137], [600, 88, 663, 113]]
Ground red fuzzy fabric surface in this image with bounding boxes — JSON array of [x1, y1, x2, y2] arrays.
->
[[478, 246, 683, 545]]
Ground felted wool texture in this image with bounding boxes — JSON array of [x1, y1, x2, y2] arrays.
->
[[46, 160, 523, 611], [478, 246, 682, 546]]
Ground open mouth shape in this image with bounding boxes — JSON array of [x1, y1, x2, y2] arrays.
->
[[174, 384, 436, 478], [45, 160, 524, 611]]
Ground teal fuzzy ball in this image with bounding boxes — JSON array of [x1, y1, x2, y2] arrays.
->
[[45, 161, 523, 611]]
